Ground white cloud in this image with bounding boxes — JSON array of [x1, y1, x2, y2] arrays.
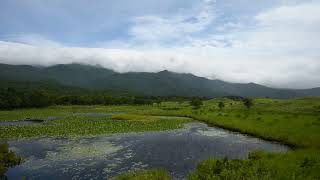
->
[[0, 1, 319, 89], [2, 34, 62, 47], [129, 0, 216, 43], [256, 1, 320, 25]]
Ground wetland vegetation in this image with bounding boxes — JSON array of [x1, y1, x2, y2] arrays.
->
[[0, 97, 320, 179], [113, 169, 171, 180]]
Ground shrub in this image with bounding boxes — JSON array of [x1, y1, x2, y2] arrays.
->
[[190, 98, 203, 109], [218, 102, 225, 110], [0, 143, 23, 177], [243, 99, 253, 109]]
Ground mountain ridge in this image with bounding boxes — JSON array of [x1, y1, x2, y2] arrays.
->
[[0, 63, 319, 98]]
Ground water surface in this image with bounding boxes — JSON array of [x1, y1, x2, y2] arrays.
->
[[0, 117, 59, 126], [4, 122, 289, 180], [0, 119, 44, 126]]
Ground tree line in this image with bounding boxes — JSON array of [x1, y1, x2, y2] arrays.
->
[[1, 88, 253, 110], [0, 88, 198, 109], [190, 96, 253, 109]]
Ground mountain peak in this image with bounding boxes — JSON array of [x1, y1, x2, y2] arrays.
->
[[158, 70, 171, 74]]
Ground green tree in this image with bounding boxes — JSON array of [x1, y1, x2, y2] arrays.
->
[[4, 88, 22, 109], [28, 91, 51, 107], [243, 98, 253, 109], [218, 102, 225, 110], [190, 98, 203, 109]]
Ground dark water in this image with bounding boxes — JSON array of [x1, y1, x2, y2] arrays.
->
[[0, 117, 59, 126], [4, 123, 289, 180], [0, 119, 44, 126]]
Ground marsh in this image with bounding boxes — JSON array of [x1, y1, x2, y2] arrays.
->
[[3, 122, 288, 179]]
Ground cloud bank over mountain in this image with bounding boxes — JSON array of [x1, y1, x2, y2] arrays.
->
[[0, 0, 319, 89]]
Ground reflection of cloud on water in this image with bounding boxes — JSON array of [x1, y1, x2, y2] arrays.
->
[[196, 129, 230, 138], [18, 138, 124, 173], [102, 149, 150, 179], [12, 137, 151, 179], [46, 141, 122, 161]]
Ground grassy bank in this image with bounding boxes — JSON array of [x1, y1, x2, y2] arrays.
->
[[189, 150, 320, 180], [112, 169, 171, 180]]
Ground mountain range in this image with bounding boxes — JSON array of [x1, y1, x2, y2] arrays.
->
[[0, 63, 319, 98]]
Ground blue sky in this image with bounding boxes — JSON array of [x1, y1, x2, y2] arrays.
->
[[0, 0, 286, 46], [0, 0, 319, 88]]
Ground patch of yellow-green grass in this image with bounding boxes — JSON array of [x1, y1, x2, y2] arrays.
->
[[111, 114, 192, 123], [112, 169, 171, 180], [111, 114, 159, 122]]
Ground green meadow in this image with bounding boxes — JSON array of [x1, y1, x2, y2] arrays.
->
[[1, 97, 320, 179]]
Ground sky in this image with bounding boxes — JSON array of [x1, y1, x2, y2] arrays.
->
[[0, 0, 319, 89]]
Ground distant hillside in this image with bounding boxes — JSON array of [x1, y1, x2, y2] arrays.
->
[[0, 63, 115, 87], [0, 63, 319, 98]]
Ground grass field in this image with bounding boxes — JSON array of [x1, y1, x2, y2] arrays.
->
[[1, 97, 320, 179]]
